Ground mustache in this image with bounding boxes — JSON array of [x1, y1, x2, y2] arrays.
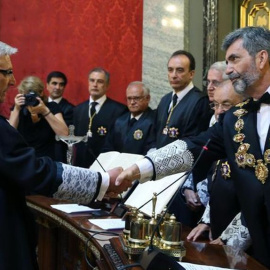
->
[[228, 73, 240, 80]]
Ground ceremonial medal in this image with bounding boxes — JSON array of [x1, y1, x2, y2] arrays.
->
[[133, 129, 143, 140], [87, 131, 93, 137], [97, 126, 107, 136], [233, 99, 269, 183], [235, 152, 247, 168], [233, 133, 245, 143], [245, 153, 256, 167], [255, 160, 268, 184], [264, 149, 270, 164], [233, 108, 248, 117], [162, 127, 168, 135], [234, 119, 244, 132], [235, 99, 250, 107], [237, 143, 250, 153], [220, 161, 231, 179], [168, 127, 179, 138]]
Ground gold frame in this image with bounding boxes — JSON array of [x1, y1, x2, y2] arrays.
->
[[240, 1, 270, 28]]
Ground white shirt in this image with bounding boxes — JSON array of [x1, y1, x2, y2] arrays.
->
[[48, 96, 62, 103], [168, 82, 194, 111], [130, 112, 143, 121], [89, 95, 106, 116], [97, 172, 110, 201], [256, 87, 270, 153]]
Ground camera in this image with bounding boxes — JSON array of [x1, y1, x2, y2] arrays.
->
[[24, 91, 39, 107]]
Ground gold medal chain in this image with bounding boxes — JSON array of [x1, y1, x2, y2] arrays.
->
[[233, 99, 270, 184]]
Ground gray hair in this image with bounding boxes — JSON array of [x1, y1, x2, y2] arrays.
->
[[222, 26, 270, 59], [209, 61, 229, 81], [0, 41, 18, 56], [127, 81, 150, 95], [88, 67, 110, 85]]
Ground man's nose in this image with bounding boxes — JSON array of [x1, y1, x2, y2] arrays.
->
[[9, 74, 16, 85], [215, 106, 225, 115]]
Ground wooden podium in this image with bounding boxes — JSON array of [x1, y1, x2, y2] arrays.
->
[[26, 195, 268, 270]]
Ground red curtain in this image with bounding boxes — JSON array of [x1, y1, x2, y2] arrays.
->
[[0, 0, 143, 118]]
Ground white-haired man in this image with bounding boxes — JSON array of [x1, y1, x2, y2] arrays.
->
[[0, 41, 129, 269]]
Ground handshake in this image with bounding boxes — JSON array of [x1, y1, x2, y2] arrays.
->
[[105, 164, 141, 197]]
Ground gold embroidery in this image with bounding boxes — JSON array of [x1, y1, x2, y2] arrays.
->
[[233, 99, 269, 184]]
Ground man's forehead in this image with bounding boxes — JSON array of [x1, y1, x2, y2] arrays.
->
[[0, 55, 12, 68], [225, 39, 244, 58], [50, 77, 65, 83], [89, 71, 105, 79]]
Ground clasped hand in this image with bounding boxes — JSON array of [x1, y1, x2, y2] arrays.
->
[[106, 165, 140, 197]]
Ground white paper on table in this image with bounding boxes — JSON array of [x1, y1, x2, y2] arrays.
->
[[89, 218, 125, 230], [51, 204, 100, 214], [179, 262, 239, 270]]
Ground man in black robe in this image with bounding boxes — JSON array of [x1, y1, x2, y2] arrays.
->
[[116, 27, 270, 268], [73, 67, 127, 168], [0, 41, 129, 270], [47, 71, 74, 163], [102, 81, 155, 155]]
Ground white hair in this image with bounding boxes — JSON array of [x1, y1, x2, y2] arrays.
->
[[0, 41, 18, 56]]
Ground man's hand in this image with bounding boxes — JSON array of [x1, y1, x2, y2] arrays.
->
[[186, 223, 212, 241], [184, 189, 202, 211], [107, 167, 133, 196], [115, 164, 140, 186], [210, 237, 224, 245]]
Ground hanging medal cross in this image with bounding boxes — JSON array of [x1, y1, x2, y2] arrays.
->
[[87, 130, 93, 137], [88, 101, 97, 137], [55, 125, 88, 164]]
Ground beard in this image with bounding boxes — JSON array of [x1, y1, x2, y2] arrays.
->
[[230, 61, 260, 96]]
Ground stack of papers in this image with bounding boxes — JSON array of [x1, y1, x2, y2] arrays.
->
[[51, 204, 100, 214], [89, 218, 125, 230], [178, 262, 238, 270]]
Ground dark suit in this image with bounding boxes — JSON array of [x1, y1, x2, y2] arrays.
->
[[208, 160, 240, 239], [102, 107, 156, 155], [73, 97, 127, 168], [57, 98, 74, 126], [52, 98, 74, 163], [156, 87, 212, 226], [155, 87, 212, 149]]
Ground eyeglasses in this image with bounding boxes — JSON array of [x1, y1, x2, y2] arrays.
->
[[210, 102, 233, 111], [0, 69, 13, 77], [203, 80, 222, 88], [127, 96, 146, 102]]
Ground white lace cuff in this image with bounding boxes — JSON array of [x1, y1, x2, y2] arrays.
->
[[220, 212, 252, 251], [146, 140, 194, 180], [53, 164, 100, 204], [200, 202, 210, 224]]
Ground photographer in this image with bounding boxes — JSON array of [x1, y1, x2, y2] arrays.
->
[[9, 76, 68, 159]]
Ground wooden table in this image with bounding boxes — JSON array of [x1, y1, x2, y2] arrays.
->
[[26, 195, 268, 270]]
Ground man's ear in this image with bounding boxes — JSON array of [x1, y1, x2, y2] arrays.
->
[[189, 70, 195, 79], [257, 50, 268, 69]]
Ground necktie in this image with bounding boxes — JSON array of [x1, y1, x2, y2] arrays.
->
[[172, 94, 178, 107], [90, 101, 98, 117], [250, 92, 270, 111], [129, 117, 137, 127]]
